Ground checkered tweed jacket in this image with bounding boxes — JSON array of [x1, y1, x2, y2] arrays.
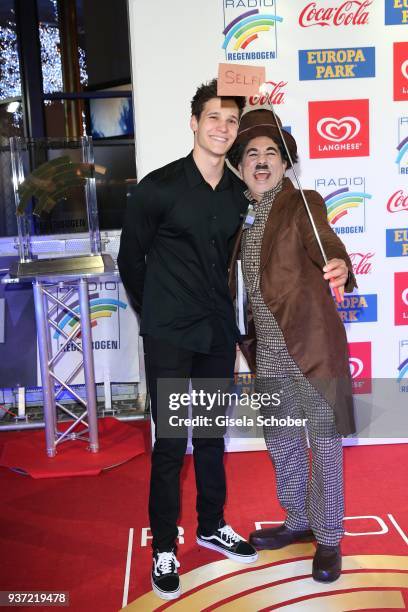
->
[[229, 177, 357, 436]]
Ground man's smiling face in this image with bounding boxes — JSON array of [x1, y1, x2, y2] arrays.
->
[[190, 97, 240, 159], [238, 135, 287, 201]]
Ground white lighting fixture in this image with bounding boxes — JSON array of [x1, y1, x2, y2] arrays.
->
[[6, 101, 20, 113]]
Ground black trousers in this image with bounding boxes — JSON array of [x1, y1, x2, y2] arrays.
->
[[144, 330, 236, 552]]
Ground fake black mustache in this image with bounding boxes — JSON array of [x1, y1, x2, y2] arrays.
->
[[255, 164, 269, 171]]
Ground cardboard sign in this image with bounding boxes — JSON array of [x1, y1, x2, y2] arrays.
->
[[217, 63, 266, 97]]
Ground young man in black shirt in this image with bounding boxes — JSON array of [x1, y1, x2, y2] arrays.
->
[[118, 79, 257, 601]]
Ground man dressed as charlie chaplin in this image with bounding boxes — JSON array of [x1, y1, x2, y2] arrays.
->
[[228, 108, 356, 583]]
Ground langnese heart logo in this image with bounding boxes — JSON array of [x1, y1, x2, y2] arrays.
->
[[349, 357, 364, 379], [401, 59, 408, 81], [317, 116, 361, 142]]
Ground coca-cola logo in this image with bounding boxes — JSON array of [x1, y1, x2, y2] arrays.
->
[[349, 357, 363, 378], [387, 190, 408, 214], [317, 116, 360, 142], [402, 60, 408, 80], [299, 0, 372, 27], [349, 252, 373, 274], [248, 81, 286, 106]]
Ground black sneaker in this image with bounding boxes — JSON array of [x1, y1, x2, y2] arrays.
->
[[151, 550, 181, 600], [197, 524, 258, 563]]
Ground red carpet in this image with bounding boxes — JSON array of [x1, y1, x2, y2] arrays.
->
[[0, 428, 407, 611], [0, 417, 147, 478]]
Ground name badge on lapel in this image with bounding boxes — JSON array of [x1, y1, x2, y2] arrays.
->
[[243, 204, 255, 230]]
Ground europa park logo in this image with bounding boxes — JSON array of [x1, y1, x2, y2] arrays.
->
[[385, 0, 408, 25], [299, 0, 372, 27], [309, 99, 369, 158], [222, 1, 283, 61]]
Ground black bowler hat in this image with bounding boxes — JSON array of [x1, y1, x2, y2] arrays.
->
[[228, 108, 297, 168]]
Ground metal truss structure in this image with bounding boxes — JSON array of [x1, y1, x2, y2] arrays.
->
[[33, 277, 99, 457]]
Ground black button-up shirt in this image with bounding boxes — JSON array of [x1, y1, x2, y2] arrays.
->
[[118, 153, 248, 353]]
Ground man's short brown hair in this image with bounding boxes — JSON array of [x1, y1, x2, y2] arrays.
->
[[191, 78, 246, 120]]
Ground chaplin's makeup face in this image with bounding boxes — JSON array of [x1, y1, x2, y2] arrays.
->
[[239, 135, 287, 201]]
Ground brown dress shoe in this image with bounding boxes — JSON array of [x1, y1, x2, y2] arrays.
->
[[312, 544, 342, 582], [249, 524, 315, 550]]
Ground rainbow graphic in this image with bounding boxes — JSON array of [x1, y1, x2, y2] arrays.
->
[[53, 295, 127, 339], [396, 135, 408, 166], [222, 9, 283, 52], [397, 357, 408, 382], [324, 187, 372, 225]]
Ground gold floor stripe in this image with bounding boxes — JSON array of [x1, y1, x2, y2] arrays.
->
[[343, 555, 408, 571], [121, 544, 315, 610], [215, 572, 408, 611], [122, 552, 408, 611], [277, 589, 405, 611], [179, 544, 316, 592], [162, 558, 312, 611]]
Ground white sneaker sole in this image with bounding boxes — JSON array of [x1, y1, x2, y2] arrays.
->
[[196, 536, 258, 563], [151, 576, 181, 600]]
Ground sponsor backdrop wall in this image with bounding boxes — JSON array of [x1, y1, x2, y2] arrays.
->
[[128, 0, 408, 445]]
